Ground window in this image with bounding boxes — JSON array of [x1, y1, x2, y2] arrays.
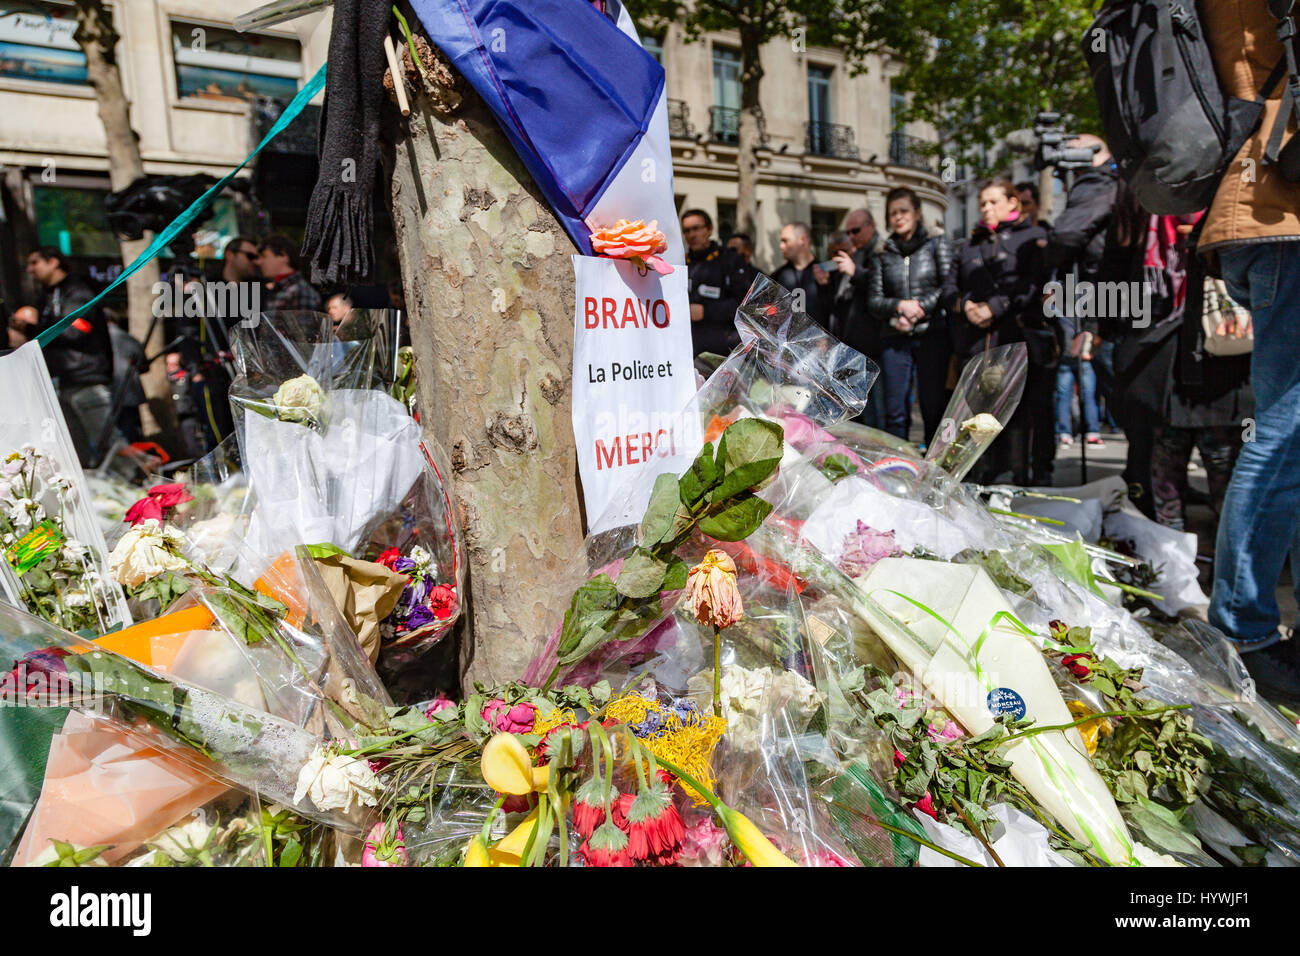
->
[[810, 207, 844, 261], [170, 20, 301, 104], [711, 45, 741, 143], [0, 1, 86, 86], [717, 200, 736, 242], [33, 182, 117, 257], [643, 33, 663, 65], [807, 64, 834, 155]]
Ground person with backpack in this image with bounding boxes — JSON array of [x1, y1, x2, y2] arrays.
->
[[865, 186, 954, 443], [1086, 0, 1300, 706], [1198, 0, 1300, 708]]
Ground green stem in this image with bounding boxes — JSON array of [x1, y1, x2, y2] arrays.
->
[[825, 799, 984, 867], [712, 624, 722, 718], [988, 507, 1066, 527], [391, 6, 433, 89], [652, 753, 721, 812], [997, 705, 1189, 747]]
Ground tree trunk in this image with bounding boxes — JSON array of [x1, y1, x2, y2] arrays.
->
[[73, 0, 178, 448], [384, 72, 587, 689], [736, 24, 764, 239]]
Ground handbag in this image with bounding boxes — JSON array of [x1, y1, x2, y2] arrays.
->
[[1201, 277, 1253, 356]]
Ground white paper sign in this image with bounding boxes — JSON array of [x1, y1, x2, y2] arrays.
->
[[572, 255, 696, 533]]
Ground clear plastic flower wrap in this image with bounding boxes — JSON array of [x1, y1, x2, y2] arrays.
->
[[0, 342, 131, 633], [0, 602, 374, 836], [924, 342, 1028, 481], [227, 313, 465, 665]]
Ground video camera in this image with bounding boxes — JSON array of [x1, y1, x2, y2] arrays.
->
[[1033, 111, 1099, 171]]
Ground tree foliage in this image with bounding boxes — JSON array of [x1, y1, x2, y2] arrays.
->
[[865, 0, 1102, 173]]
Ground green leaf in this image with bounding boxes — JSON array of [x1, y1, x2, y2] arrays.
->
[[678, 442, 719, 505], [711, 418, 784, 501], [557, 574, 618, 656], [304, 542, 348, 560], [818, 453, 857, 482], [639, 473, 683, 545], [1044, 539, 1107, 599], [697, 494, 773, 542], [279, 837, 303, 868], [1126, 795, 1203, 856], [558, 624, 611, 666], [662, 557, 688, 592], [615, 547, 669, 599]]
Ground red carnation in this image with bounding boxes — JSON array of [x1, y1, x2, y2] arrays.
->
[[124, 496, 164, 526], [428, 584, 457, 621], [376, 548, 402, 570]]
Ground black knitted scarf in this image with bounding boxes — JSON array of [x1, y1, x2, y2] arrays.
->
[[301, 0, 391, 283]]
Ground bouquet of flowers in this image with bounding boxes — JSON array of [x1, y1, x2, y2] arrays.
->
[[1, 446, 126, 633]]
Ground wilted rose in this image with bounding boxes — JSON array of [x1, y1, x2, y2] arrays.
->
[[684, 549, 743, 630]]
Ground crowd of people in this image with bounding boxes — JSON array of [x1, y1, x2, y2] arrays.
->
[[1, 233, 396, 471]]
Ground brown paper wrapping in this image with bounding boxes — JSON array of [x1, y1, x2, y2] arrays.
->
[[312, 554, 408, 663]]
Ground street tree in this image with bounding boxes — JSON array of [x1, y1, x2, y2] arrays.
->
[[71, 0, 178, 445]]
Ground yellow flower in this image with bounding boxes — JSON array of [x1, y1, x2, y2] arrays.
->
[[481, 733, 538, 795], [463, 834, 490, 867], [685, 549, 744, 630], [606, 692, 726, 807], [1067, 700, 1112, 757], [494, 807, 540, 860], [717, 805, 797, 867]]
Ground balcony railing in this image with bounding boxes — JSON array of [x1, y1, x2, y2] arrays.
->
[[667, 98, 695, 139], [709, 106, 769, 148], [805, 120, 859, 160], [890, 131, 938, 172]]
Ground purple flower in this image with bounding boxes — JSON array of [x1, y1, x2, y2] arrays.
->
[[393, 557, 415, 574], [404, 604, 437, 630], [838, 521, 898, 578]]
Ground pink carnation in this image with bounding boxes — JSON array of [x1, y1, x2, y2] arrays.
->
[[679, 815, 729, 866], [839, 521, 898, 577], [482, 699, 536, 734]]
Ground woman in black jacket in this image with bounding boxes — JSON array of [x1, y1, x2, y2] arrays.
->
[[865, 186, 954, 442], [941, 178, 1051, 484]]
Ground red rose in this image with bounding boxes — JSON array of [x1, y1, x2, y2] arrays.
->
[[1062, 654, 1093, 679], [148, 483, 194, 508], [124, 496, 164, 526], [912, 793, 938, 819]]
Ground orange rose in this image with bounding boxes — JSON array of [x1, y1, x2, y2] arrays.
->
[[685, 549, 743, 630], [590, 219, 668, 259]]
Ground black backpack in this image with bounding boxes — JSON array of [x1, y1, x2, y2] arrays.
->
[[1084, 0, 1295, 215]]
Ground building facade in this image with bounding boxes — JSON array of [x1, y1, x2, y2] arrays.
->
[[0, 0, 329, 309], [651, 25, 947, 272]]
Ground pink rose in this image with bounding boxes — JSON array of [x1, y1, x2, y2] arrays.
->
[[424, 696, 455, 720], [482, 699, 536, 734], [839, 521, 898, 577]]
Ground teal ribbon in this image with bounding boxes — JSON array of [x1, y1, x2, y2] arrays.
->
[[36, 62, 328, 349]]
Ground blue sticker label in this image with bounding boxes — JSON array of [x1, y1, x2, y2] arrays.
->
[[987, 687, 1026, 720]]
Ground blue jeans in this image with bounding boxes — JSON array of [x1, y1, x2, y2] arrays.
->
[[1055, 358, 1099, 436], [1210, 242, 1300, 647], [881, 334, 950, 443]]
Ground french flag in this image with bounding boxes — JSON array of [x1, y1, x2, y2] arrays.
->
[[408, 0, 684, 262]]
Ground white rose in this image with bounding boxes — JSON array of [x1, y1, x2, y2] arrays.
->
[[961, 413, 1003, 444], [149, 816, 216, 862], [108, 519, 190, 587], [293, 745, 381, 813], [272, 374, 326, 424]]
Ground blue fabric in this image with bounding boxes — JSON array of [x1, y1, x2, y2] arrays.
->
[[1055, 358, 1099, 436], [407, 0, 664, 254], [1210, 242, 1300, 647]]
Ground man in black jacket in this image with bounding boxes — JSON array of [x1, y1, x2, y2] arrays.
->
[[682, 209, 753, 358], [773, 221, 834, 328], [20, 247, 116, 465]]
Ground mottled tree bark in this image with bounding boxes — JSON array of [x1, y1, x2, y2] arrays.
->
[[73, 0, 178, 447], [384, 55, 587, 689]]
